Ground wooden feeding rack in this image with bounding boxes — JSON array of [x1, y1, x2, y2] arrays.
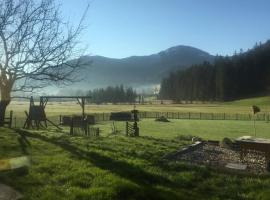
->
[[24, 96, 91, 129], [236, 136, 270, 170]]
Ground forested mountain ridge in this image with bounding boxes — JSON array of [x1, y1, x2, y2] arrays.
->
[[69, 45, 214, 90], [159, 41, 270, 101]]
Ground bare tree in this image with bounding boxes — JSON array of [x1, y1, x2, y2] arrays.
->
[[0, 0, 88, 125]]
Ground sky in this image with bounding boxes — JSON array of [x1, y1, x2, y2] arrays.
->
[[59, 0, 270, 58]]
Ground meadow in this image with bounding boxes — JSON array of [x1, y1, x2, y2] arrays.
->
[[1, 97, 270, 199]]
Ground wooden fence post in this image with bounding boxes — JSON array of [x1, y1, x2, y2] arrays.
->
[[126, 122, 128, 136], [9, 111, 13, 128]]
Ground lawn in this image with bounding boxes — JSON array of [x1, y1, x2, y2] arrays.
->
[[1, 97, 270, 199], [97, 119, 270, 140], [1, 121, 270, 199]]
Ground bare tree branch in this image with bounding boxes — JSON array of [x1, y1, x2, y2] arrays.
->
[[0, 0, 89, 95]]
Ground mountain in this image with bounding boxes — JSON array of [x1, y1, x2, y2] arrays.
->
[[66, 45, 214, 92], [159, 40, 270, 101]]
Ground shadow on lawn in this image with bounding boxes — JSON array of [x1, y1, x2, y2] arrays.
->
[[14, 129, 187, 199]]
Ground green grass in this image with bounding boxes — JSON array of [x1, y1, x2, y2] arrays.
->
[[226, 96, 270, 106], [1, 122, 270, 200], [2, 96, 270, 199], [97, 119, 270, 140]]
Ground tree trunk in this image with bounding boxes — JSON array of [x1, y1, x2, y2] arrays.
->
[[0, 100, 9, 126], [0, 84, 12, 127]]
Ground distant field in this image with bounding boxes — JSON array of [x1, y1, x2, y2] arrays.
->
[[6, 96, 270, 119]]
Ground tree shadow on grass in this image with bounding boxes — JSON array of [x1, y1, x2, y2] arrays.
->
[[14, 129, 187, 199]]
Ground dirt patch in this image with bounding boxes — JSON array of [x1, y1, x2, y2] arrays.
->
[[155, 116, 170, 122]]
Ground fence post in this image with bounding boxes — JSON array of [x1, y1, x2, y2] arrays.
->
[[178, 112, 180, 119], [126, 121, 128, 136], [166, 112, 168, 118], [9, 110, 13, 128], [199, 112, 201, 120], [188, 112, 191, 119], [103, 113, 105, 121], [14, 116, 16, 128]]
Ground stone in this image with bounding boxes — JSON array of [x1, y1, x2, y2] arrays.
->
[[225, 163, 247, 170], [0, 183, 23, 200]]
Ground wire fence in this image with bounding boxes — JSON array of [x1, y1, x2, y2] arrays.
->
[[91, 111, 269, 122]]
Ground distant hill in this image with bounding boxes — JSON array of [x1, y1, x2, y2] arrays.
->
[[68, 45, 214, 91]]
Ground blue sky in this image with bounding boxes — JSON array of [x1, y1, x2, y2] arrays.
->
[[60, 0, 270, 58]]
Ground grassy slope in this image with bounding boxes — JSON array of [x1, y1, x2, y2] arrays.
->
[[225, 96, 270, 106], [1, 126, 270, 200]]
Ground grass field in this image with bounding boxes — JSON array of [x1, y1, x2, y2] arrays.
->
[[97, 119, 270, 140], [1, 126, 270, 200], [1, 96, 270, 199]]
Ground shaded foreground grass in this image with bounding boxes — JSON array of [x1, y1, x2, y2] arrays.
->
[[1, 127, 270, 200]]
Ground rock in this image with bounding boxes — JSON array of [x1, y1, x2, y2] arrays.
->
[[220, 137, 234, 149]]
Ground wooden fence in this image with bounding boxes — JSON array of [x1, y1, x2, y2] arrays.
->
[[9, 111, 270, 129]]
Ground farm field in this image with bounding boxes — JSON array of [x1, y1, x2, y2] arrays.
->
[[7, 96, 270, 118], [1, 126, 270, 200]]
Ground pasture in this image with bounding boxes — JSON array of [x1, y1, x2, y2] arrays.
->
[[1, 97, 270, 199], [7, 96, 270, 118]]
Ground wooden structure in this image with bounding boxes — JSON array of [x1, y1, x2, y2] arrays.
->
[[3, 111, 13, 128], [125, 107, 139, 137], [24, 96, 59, 129], [236, 136, 270, 170], [24, 96, 91, 129], [126, 121, 139, 137]]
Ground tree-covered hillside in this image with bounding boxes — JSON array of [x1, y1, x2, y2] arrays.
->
[[159, 41, 270, 101]]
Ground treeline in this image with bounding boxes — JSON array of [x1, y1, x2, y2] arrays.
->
[[159, 40, 270, 101], [87, 85, 137, 104]]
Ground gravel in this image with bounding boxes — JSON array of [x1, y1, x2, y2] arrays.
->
[[170, 143, 267, 173]]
